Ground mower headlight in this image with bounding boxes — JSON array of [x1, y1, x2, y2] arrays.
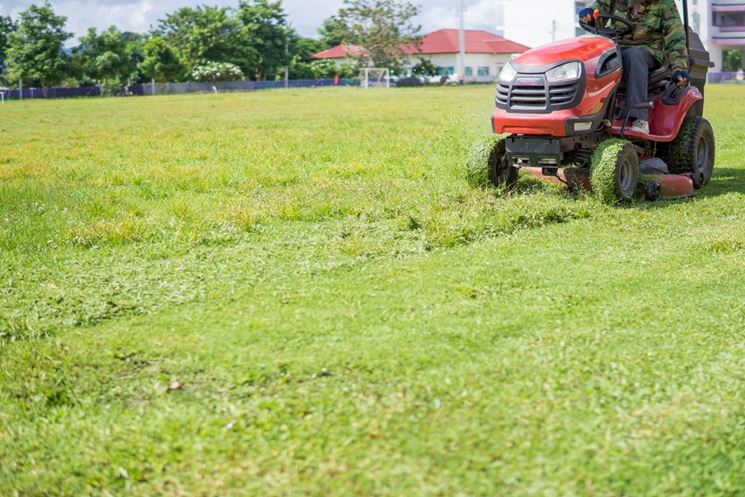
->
[[498, 63, 517, 84], [546, 62, 582, 83]]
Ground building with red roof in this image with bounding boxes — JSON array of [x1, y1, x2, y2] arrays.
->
[[312, 44, 368, 61], [313, 29, 530, 82]]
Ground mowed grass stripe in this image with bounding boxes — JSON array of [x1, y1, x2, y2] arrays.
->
[[3, 213, 745, 496]]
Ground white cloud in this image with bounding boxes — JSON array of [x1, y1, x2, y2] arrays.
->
[[53, 1, 155, 40]]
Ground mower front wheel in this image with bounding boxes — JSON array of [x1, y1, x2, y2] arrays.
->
[[466, 135, 517, 189], [590, 139, 640, 204]]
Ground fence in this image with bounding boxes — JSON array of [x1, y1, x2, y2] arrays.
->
[[0, 86, 100, 100], [707, 72, 745, 84], [0, 79, 359, 101], [130, 78, 360, 96], [1, 73, 741, 102]]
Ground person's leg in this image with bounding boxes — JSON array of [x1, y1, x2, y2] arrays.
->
[[621, 47, 657, 121]]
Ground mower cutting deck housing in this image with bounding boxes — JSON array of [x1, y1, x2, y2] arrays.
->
[[469, 2, 715, 202]]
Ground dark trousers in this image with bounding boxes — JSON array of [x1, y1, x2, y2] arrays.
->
[[621, 47, 657, 121]]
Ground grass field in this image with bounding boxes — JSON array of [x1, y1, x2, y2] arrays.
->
[[2, 85, 745, 496]]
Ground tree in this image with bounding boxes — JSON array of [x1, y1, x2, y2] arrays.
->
[[318, 17, 346, 49], [236, 0, 289, 80], [412, 59, 438, 77], [139, 36, 183, 83], [6, 1, 72, 92], [0, 16, 15, 74], [327, 0, 421, 73], [72, 26, 144, 93], [309, 59, 356, 79], [286, 35, 324, 80], [158, 5, 247, 75], [121, 31, 147, 83], [723, 49, 743, 72]]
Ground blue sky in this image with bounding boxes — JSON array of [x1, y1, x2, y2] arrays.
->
[[0, 0, 506, 42]]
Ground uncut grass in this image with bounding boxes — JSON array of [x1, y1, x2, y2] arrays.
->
[[1, 86, 745, 496]]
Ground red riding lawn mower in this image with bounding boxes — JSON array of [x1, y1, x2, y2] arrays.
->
[[467, 0, 715, 203]]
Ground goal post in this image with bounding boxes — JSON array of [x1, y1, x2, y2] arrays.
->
[[360, 68, 390, 89]]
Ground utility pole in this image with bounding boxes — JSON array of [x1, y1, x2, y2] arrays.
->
[[284, 24, 291, 89], [459, 0, 466, 84]]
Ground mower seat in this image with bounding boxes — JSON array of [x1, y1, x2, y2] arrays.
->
[[647, 63, 671, 88], [617, 62, 671, 93]]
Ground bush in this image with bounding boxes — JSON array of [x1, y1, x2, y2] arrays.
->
[[309, 60, 356, 79], [394, 76, 425, 87], [191, 62, 245, 82]]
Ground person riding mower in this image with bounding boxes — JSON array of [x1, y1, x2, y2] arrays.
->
[[466, 0, 715, 203], [579, 0, 690, 135]]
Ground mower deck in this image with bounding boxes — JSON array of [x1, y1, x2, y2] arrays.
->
[[522, 166, 696, 200]]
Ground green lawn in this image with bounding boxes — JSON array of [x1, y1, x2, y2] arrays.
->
[[2, 85, 745, 496]]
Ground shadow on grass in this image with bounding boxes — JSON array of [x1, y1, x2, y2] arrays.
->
[[702, 167, 745, 197]]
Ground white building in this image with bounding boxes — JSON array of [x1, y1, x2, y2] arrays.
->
[[687, 0, 745, 71]]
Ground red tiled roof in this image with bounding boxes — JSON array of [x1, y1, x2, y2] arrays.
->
[[313, 30, 528, 60], [312, 44, 367, 60], [409, 29, 530, 55]]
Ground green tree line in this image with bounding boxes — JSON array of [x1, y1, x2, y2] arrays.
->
[[0, 0, 424, 95]]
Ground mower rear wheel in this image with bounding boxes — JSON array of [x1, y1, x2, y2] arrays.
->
[[658, 117, 715, 188], [590, 139, 640, 204], [466, 135, 517, 189]]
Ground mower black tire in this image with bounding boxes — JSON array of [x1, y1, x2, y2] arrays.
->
[[657, 117, 715, 188], [590, 139, 640, 204], [466, 135, 518, 189]]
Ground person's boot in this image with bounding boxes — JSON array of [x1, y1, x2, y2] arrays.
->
[[629, 119, 649, 134]]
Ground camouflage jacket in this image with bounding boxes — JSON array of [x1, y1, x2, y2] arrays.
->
[[591, 0, 688, 72]]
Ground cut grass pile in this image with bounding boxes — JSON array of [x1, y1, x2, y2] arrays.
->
[[1, 85, 745, 496]]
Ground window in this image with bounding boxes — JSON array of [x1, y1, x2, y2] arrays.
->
[[465, 67, 473, 77], [477, 66, 490, 77], [714, 13, 745, 27]]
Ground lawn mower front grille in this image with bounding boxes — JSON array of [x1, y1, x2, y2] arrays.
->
[[549, 82, 580, 105], [509, 79, 548, 109], [496, 83, 510, 106], [497, 78, 581, 113]]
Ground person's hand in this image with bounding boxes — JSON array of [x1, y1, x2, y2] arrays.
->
[[579, 7, 594, 23], [673, 70, 690, 88]]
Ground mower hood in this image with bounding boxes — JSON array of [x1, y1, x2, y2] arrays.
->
[[512, 36, 616, 69]]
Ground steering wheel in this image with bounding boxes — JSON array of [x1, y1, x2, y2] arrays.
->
[[580, 12, 634, 39]]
